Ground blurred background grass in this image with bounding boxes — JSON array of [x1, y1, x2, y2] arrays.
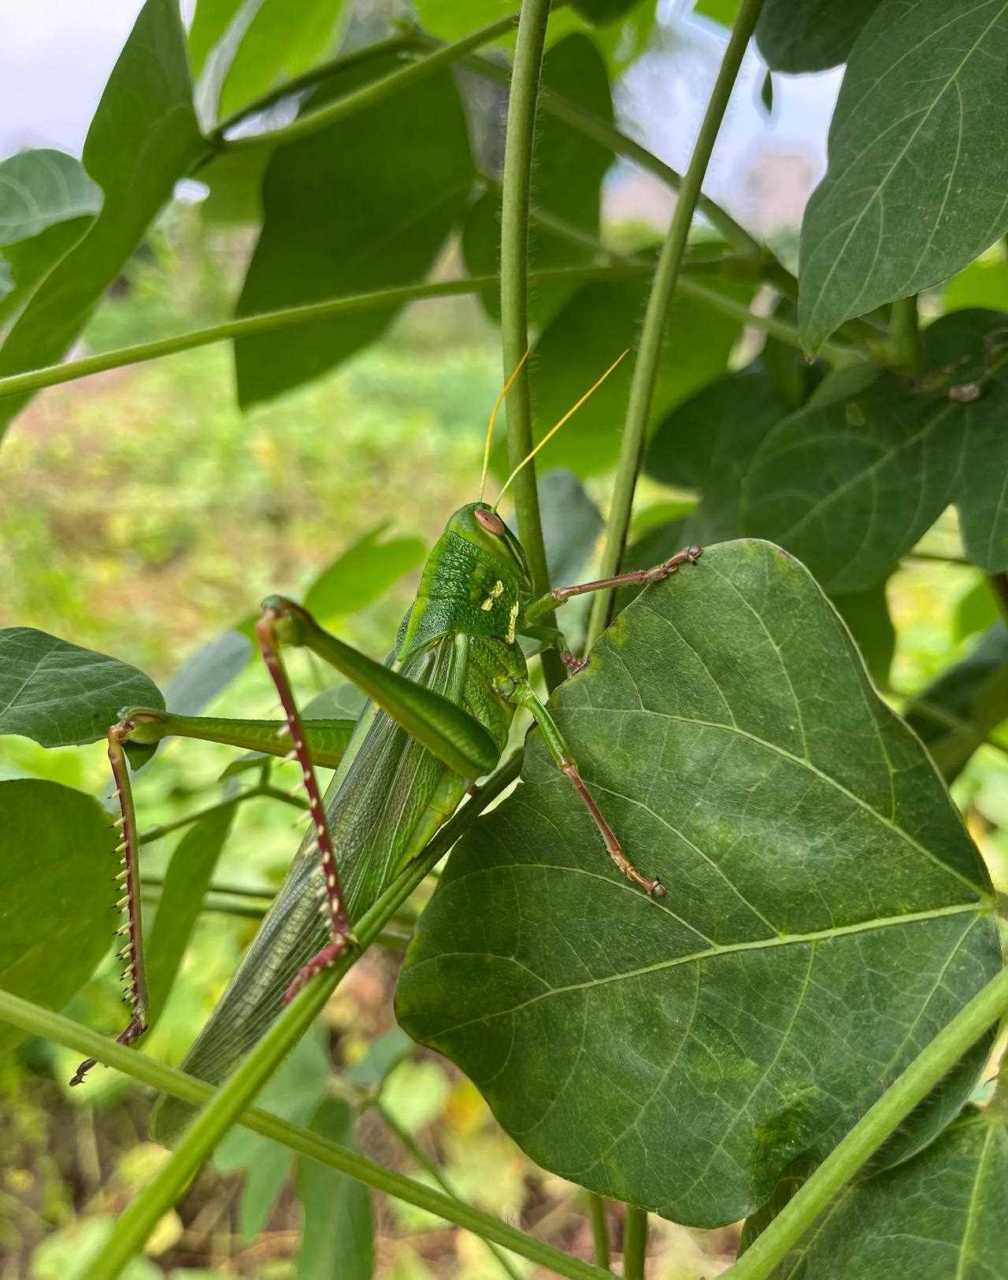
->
[[2, 208, 1008, 1279]]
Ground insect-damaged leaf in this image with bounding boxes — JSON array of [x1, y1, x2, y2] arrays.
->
[[905, 623, 1008, 783], [798, 0, 1008, 351], [0, 628, 164, 748], [757, 1107, 1008, 1279], [755, 0, 882, 72], [396, 540, 1001, 1227], [233, 54, 473, 408], [463, 33, 614, 328], [0, 780, 116, 1056], [0, 0, 204, 441]]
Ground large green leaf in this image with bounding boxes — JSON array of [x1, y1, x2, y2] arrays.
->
[[396, 540, 1001, 1226], [0, 629, 164, 748], [512, 274, 750, 477], [296, 1099, 374, 1280], [798, 0, 1008, 351], [144, 807, 236, 1028], [187, 0, 246, 81], [0, 0, 204, 441], [217, 0, 347, 120], [739, 370, 959, 593], [463, 33, 614, 327], [304, 524, 426, 622], [0, 780, 116, 1055], [233, 54, 473, 408], [905, 623, 1008, 783], [755, 0, 882, 71], [760, 1107, 1008, 1279], [0, 149, 101, 245]]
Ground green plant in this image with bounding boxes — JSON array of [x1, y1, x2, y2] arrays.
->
[[2, 1, 1008, 1277]]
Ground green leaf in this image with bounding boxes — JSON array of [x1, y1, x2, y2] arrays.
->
[[0, 628, 164, 748], [296, 1099, 374, 1280], [755, 0, 882, 72], [833, 583, 894, 689], [798, 0, 1008, 351], [955, 578, 1001, 643], [217, 0, 348, 120], [0, 149, 102, 246], [905, 623, 1008, 782], [145, 806, 236, 1027], [739, 370, 960, 593], [233, 54, 473, 407], [538, 469, 603, 584], [761, 1107, 1008, 1279], [187, 0, 246, 81], [0, 0, 204, 441], [396, 540, 1001, 1227], [572, 0, 644, 21], [304, 525, 426, 622], [463, 33, 614, 326], [162, 629, 252, 717], [945, 247, 1008, 312], [693, 0, 741, 23], [513, 274, 750, 477], [0, 780, 116, 1055]]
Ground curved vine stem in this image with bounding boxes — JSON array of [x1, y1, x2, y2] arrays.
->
[[586, 0, 767, 649], [498, 0, 564, 693], [83, 753, 522, 1280]]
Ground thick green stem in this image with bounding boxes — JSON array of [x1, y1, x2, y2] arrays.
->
[[586, 0, 766, 649], [498, 0, 563, 693], [376, 1102, 524, 1280], [0, 990, 609, 1280], [587, 1194, 611, 1271], [219, 12, 520, 152], [84, 753, 521, 1280], [890, 295, 922, 373], [621, 1206, 648, 1280], [725, 964, 1008, 1280]]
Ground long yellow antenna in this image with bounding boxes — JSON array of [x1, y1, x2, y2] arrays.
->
[[494, 350, 628, 508], [479, 350, 530, 503]]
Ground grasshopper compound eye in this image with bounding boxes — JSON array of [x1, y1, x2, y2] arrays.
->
[[475, 508, 507, 536]]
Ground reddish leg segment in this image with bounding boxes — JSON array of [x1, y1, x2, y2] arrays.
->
[[255, 604, 354, 1003], [70, 723, 150, 1086]]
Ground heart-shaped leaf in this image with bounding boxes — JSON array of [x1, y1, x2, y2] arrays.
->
[[0, 780, 116, 1055], [396, 540, 1001, 1227], [0, 628, 164, 748], [799, 0, 1008, 350], [758, 1107, 1008, 1278]]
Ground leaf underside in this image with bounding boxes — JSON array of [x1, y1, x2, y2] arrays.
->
[[396, 540, 1000, 1227]]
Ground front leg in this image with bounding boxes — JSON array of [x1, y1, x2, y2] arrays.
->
[[524, 543, 702, 625]]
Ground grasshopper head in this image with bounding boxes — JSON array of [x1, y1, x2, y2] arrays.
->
[[456, 502, 532, 590]]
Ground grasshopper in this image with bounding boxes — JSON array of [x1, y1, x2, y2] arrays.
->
[[70, 355, 702, 1104]]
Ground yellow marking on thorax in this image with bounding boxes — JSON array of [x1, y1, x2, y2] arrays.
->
[[481, 579, 505, 612]]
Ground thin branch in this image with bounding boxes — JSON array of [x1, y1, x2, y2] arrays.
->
[[137, 785, 306, 847], [498, 0, 564, 694], [87, 752, 522, 1279], [586, 0, 767, 648], [621, 1206, 648, 1280], [587, 1194, 611, 1272], [889, 296, 923, 373]]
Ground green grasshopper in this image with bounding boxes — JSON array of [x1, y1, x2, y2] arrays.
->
[[70, 355, 702, 1101]]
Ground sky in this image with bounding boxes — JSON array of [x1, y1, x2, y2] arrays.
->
[[0, 1, 841, 232]]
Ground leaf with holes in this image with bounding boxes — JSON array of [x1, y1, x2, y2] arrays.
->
[[799, 0, 1008, 350], [0, 628, 164, 748], [396, 540, 1001, 1227], [0, 780, 116, 1055]]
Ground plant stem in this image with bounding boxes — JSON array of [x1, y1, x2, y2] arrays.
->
[[84, 753, 522, 1280], [621, 1206, 648, 1280], [0, 998, 610, 1280], [376, 1102, 524, 1280], [890, 296, 922, 373], [989, 573, 1008, 623], [498, 0, 563, 693], [724, 964, 1008, 1280], [208, 32, 418, 141], [587, 1194, 611, 1271], [586, 0, 766, 648], [136, 785, 305, 846], [218, 12, 520, 152]]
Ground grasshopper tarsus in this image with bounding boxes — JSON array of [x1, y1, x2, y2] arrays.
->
[[70, 1014, 147, 1086]]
